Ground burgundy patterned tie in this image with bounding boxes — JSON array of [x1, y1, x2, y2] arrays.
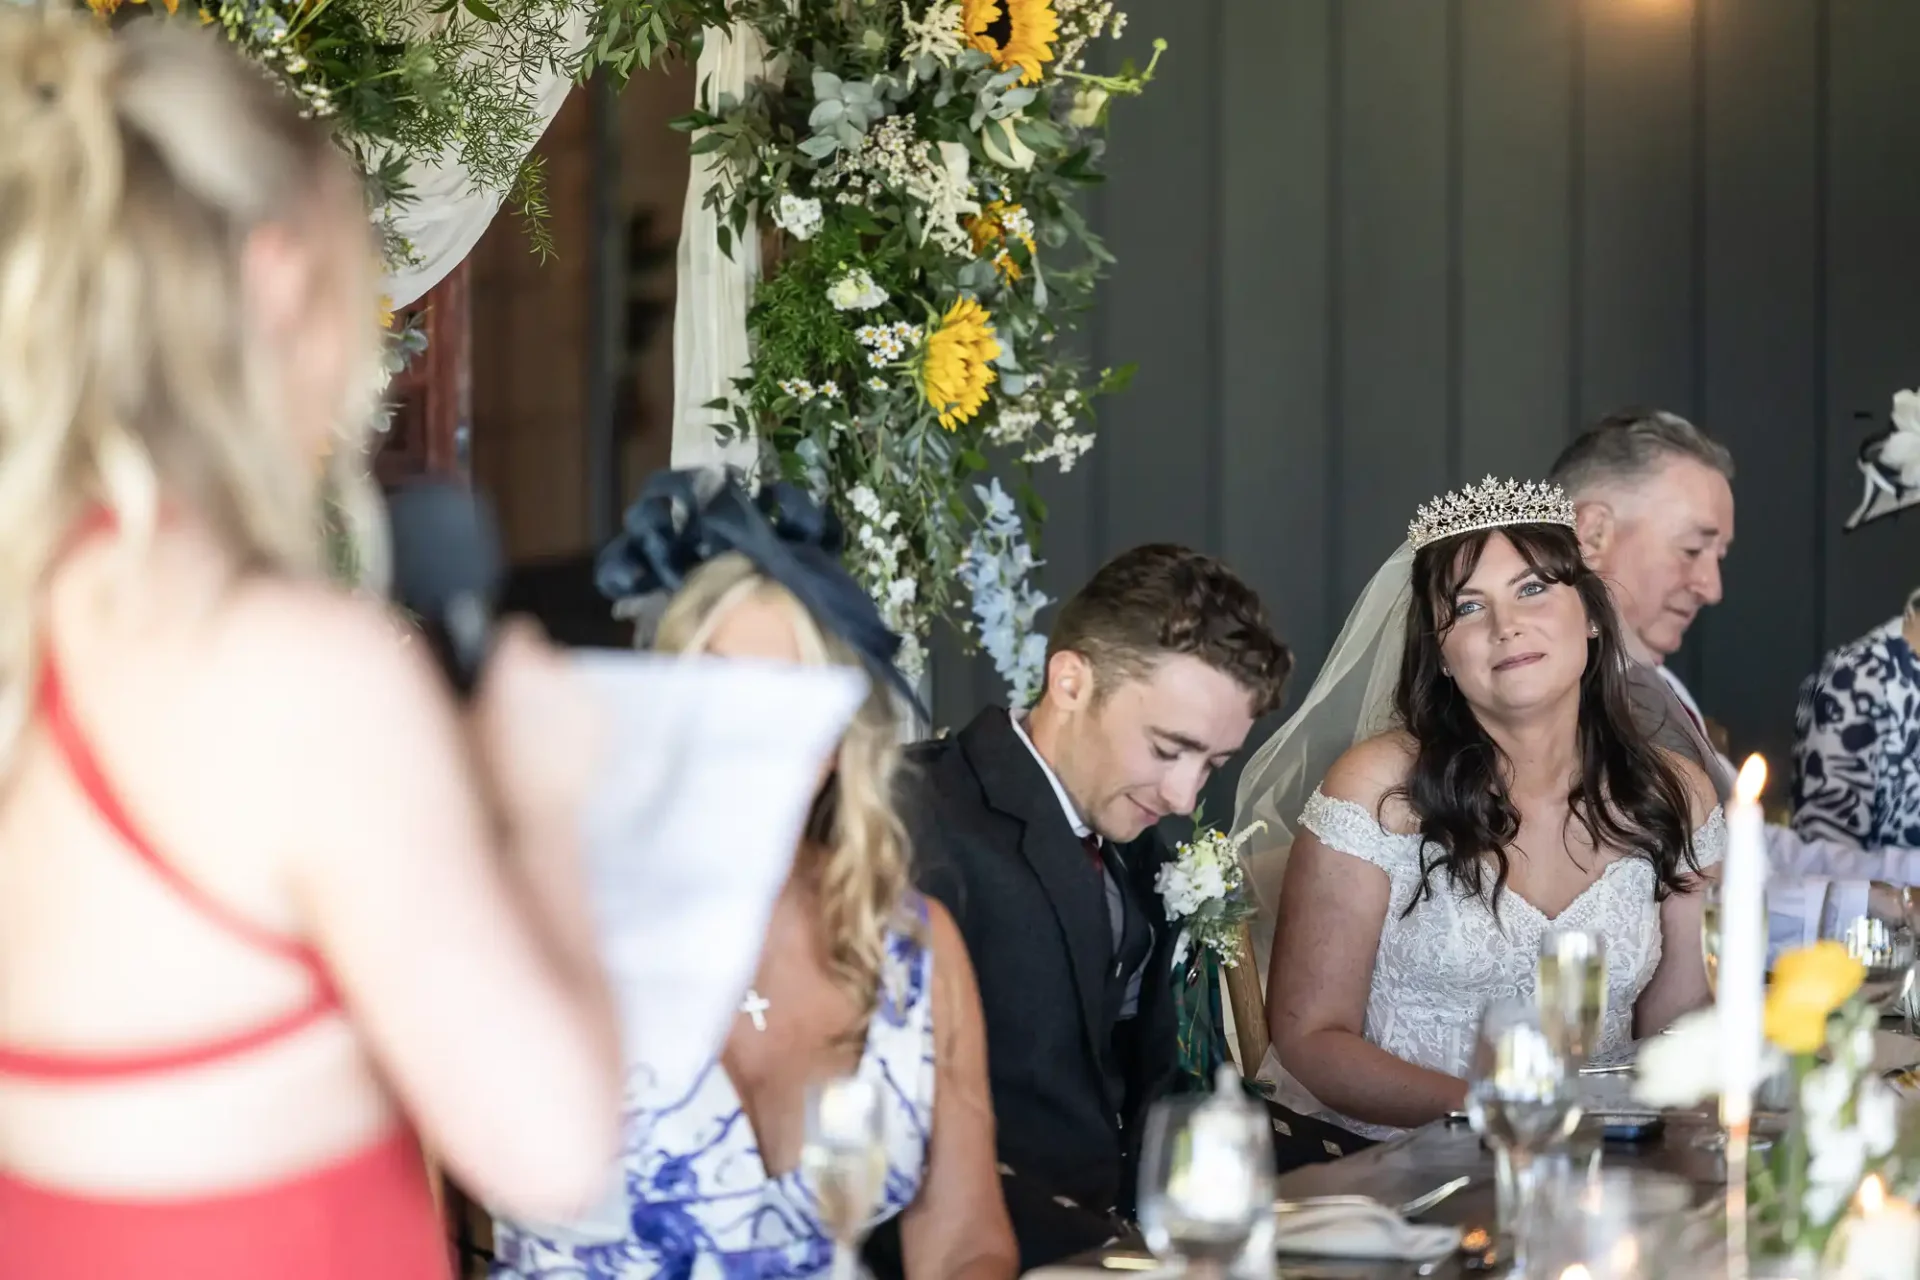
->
[[1081, 833, 1105, 874]]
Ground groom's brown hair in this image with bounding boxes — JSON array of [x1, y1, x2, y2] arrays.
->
[[1046, 544, 1291, 715]]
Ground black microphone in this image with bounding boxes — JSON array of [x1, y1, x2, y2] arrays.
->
[[385, 480, 504, 698]]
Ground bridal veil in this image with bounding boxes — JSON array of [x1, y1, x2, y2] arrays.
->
[[1231, 541, 1415, 988]]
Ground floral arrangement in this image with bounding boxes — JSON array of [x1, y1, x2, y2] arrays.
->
[[68, 0, 684, 392], [1158, 809, 1264, 1091], [650, 0, 1161, 693], [957, 478, 1049, 706], [72, 0, 672, 268], [1154, 812, 1265, 972], [1636, 941, 1920, 1264]]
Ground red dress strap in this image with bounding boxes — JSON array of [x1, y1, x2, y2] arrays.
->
[[0, 656, 341, 1081]]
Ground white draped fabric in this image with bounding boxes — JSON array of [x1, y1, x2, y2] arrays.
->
[[668, 25, 769, 476], [381, 7, 592, 310]]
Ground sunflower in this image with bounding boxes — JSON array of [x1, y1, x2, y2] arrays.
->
[[921, 298, 1002, 430], [966, 201, 1037, 281], [962, 0, 1059, 87]]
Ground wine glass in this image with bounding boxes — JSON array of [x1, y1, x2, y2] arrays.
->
[[1464, 996, 1582, 1274], [1528, 1165, 1699, 1280], [801, 1076, 888, 1280], [1825, 884, 1918, 1027], [1137, 1070, 1275, 1279], [1538, 928, 1608, 1067]]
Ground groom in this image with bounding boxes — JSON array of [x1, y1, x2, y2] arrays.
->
[[901, 545, 1289, 1268]]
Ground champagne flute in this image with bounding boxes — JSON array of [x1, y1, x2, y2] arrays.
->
[[1538, 928, 1608, 1067], [1702, 878, 1722, 997], [801, 1076, 888, 1280], [1465, 996, 1582, 1274], [1137, 1068, 1275, 1280]]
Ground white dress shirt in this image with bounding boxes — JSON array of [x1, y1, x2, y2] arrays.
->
[[1009, 712, 1145, 1017]]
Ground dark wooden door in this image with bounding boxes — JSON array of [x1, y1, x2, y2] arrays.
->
[[376, 262, 472, 485]]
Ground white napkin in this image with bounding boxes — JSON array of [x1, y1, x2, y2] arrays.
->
[[1272, 1199, 1463, 1261], [570, 650, 865, 1091]]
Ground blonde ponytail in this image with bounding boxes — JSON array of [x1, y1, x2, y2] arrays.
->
[[0, 8, 379, 773]]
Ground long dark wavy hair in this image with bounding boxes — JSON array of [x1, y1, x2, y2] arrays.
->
[[1392, 523, 1701, 915]]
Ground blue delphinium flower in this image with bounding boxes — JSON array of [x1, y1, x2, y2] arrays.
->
[[958, 479, 1051, 707]]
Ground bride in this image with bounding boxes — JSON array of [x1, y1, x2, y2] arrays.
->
[[1233, 478, 1723, 1144]]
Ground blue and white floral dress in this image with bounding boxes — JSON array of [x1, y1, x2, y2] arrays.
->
[[1792, 617, 1920, 851], [492, 895, 937, 1280]]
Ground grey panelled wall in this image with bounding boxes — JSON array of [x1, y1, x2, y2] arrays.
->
[[929, 0, 1920, 807]]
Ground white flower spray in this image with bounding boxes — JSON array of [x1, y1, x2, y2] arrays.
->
[[1155, 814, 1267, 970]]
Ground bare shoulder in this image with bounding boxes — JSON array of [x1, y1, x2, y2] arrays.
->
[[209, 579, 441, 718], [923, 897, 976, 983], [1319, 731, 1420, 832], [199, 579, 453, 787]]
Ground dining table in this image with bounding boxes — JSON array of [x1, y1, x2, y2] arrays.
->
[[1065, 1103, 1733, 1279]]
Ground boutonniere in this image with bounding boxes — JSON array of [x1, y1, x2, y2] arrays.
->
[[1154, 807, 1266, 974]]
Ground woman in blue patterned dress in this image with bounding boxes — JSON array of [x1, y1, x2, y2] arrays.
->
[[492, 473, 1016, 1280], [1792, 590, 1920, 850]]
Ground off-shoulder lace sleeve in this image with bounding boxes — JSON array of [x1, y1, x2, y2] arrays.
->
[[1299, 789, 1422, 874], [1689, 807, 1728, 870]]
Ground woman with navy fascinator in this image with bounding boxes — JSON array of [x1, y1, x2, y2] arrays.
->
[[492, 469, 1016, 1280]]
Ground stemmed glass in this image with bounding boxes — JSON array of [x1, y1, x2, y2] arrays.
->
[[1538, 928, 1608, 1068], [1825, 884, 1919, 1030], [801, 1076, 888, 1280], [1464, 996, 1582, 1274], [1137, 1068, 1275, 1280], [1528, 1164, 1700, 1280]]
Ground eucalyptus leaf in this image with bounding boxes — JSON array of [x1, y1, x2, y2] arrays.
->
[[840, 80, 875, 106], [811, 68, 843, 99], [797, 133, 841, 159], [808, 98, 846, 127]]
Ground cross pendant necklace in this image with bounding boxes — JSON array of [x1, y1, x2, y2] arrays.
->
[[740, 988, 770, 1032]]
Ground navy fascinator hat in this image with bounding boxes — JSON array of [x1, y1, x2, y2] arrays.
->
[[596, 468, 924, 717]]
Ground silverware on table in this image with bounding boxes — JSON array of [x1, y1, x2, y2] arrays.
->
[[1274, 1175, 1475, 1221]]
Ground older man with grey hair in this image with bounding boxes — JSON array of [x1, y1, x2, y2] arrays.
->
[[1552, 409, 1920, 957]]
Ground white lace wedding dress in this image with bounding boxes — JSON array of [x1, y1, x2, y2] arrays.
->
[[1257, 789, 1728, 1140]]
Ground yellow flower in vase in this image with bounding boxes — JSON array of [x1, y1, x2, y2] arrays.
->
[[920, 298, 1001, 430], [962, 0, 1059, 86], [1765, 940, 1866, 1054]]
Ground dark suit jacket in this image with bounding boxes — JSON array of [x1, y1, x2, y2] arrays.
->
[[1624, 660, 1733, 802], [898, 707, 1180, 1266]]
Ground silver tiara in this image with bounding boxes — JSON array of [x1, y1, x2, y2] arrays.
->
[[1407, 476, 1577, 551]]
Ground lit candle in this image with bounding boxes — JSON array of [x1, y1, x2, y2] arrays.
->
[[1718, 755, 1769, 1126], [1834, 1176, 1920, 1280]]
